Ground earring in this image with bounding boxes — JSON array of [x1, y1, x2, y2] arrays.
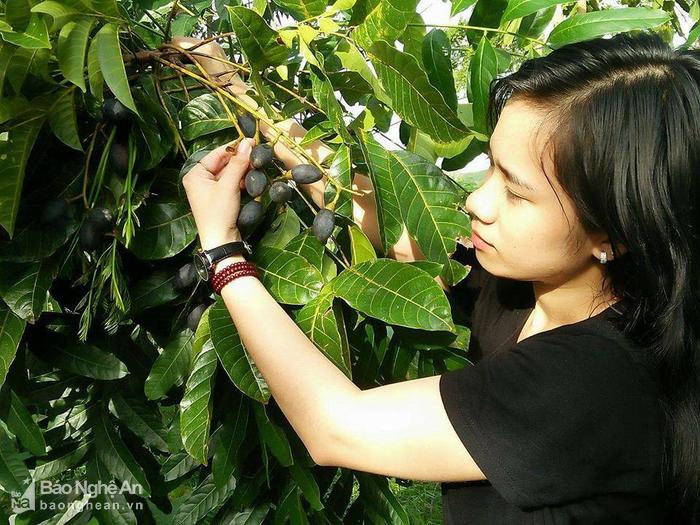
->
[[599, 251, 607, 264]]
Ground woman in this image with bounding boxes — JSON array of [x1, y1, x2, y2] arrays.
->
[[176, 31, 699, 523]]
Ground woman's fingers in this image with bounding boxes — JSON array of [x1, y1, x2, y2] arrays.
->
[[193, 139, 254, 185], [195, 142, 238, 178]]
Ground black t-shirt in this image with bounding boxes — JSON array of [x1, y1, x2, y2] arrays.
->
[[439, 242, 666, 524]]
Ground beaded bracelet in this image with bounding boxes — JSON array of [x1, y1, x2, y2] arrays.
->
[[211, 261, 258, 286], [211, 264, 258, 289], [211, 267, 259, 295], [211, 262, 259, 295]]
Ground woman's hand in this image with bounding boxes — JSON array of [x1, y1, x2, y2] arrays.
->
[[181, 138, 256, 250]]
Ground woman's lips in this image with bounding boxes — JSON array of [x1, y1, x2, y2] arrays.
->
[[471, 230, 493, 249]]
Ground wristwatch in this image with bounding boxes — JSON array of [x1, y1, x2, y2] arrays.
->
[[193, 241, 253, 281]]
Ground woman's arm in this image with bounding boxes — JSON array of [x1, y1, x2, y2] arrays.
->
[[182, 111, 484, 485]]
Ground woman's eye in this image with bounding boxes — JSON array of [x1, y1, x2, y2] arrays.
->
[[505, 188, 523, 202]]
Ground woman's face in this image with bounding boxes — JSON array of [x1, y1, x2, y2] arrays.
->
[[465, 99, 595, 284]]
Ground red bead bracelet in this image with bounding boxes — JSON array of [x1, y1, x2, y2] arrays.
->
[[210, 261, 259, 295]]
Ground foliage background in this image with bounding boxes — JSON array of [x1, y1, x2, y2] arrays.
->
[[0, 0, 693, 523]]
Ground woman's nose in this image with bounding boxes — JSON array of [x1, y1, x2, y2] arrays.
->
[[465, 181, 496, 224]]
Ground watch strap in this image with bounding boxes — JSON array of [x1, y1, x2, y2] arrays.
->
[[203, 241, 252, 265]]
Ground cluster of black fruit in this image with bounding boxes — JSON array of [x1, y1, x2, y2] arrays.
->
[[237, 140, 336, 244], [79, 207, 114, 251], [171, 262, 209, 331], [102, 97, 133, 176]]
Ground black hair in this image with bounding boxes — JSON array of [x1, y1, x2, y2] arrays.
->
[[486, 31, 700, 523]]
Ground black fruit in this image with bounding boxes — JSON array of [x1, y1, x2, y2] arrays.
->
[[291, 164, 322, 184], [41, 198, 68, 224], [79, 222, 102, 251], [250, 144, 273, 169], [312, 208, 335, 244], [237, 200, 264, 229], [237, 111, 257, 138], [187, 303, 208, 331], [102, 98, 132, 124], [88, 207, 113, 232], [245, 170, 268, 197], [174, 263, 198, 291], [269, 181, 293, 203], [110, 142, 129, 175]]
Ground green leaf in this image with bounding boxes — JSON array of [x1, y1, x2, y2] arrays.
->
[[173, 472, 237, 525], [0, 13, 50, 49], [7, 390, 46, 456], [0, 257, 59, 323], [273, 478, 308, 525], [0, 41, 18, 96], [502, 0, 567, 23], [93, 407, 152, 498], [548, 7, 671, 48], [0, 112, 44, 238], [356, 472, 409, 525], [48, 87, 83, 151], [289, 462, 323, 510], [94, 23, 138, 114], [335, 39, 391, 106], [87, 454, 138, 525], [161, 450, 199, 482], [108, 391, 169, 453], [309, 63, 354, 144], [180, 93, 235, 141], [128, 270, 180, 315], [383, 148, 470, 286], [471, 36, 497, 138], [422, 29, 457, 113], [271, 0, 326, 20], [355, 130, 403, 253], [0, 422, 31, 494], [285, 231, 324, 272], [226, 6, 288, 70], [31, 1, 82, 29], [0, 303, 24, 388], [367, 40, 470, 157], [38, 331, 129, 380], [294, 288, 352, 379], [82, 0, 121, 19], [209, 297, 270, 403], [259, 207, 301, 249], [212, 395, 249, 489], [331, 258, 455, 332], [465, 0, 509, 44], [324, 143, 353, 220], [129, 200, 197, 260], [33, 440, 90, 481], [349, 224, 376, 265], [57, 18, 94, 93], [252, 402, 294, 467], [144, 329, 194, 400], [87, 34, 103, 101], [5, 46, 35, 93], [6, 0, 33, 30], [251, 246, 324, 305], [352, 0, 418, 50], [180, 339, 217, 465], [450, 0, 478, 17]]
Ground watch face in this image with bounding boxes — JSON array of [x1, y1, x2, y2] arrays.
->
[[193, 254, 209, 281]]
